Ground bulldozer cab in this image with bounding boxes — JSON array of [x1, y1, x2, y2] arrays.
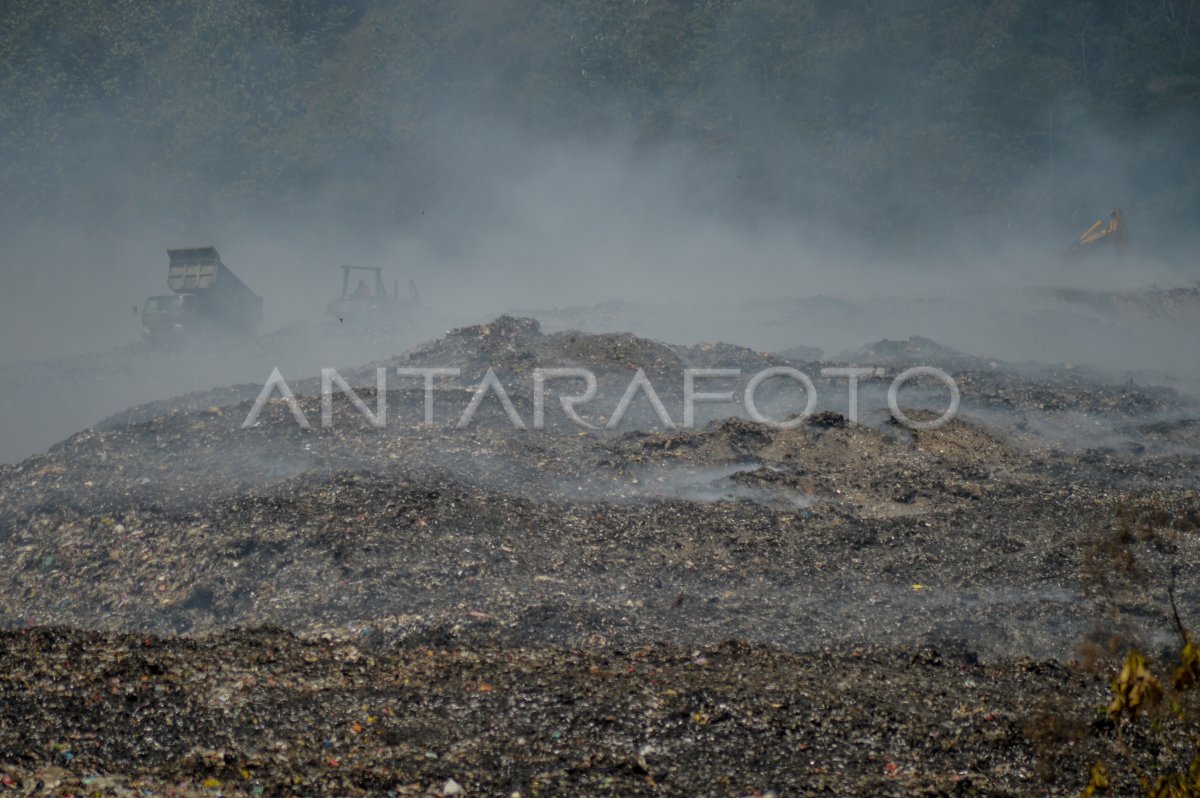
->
[[326, 265, 421, 321], [340, 265, 387, 300]]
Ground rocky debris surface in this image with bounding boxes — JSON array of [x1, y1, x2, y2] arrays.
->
[[1, 317, 1198, 657], [1052, 283, 1200, 325], [65, 312, 1200, 471], [1, 315, 1199, 796], [0, 626, 1115, 797]]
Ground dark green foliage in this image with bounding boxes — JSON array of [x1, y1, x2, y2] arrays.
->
[[1, 0, 1197, 246]]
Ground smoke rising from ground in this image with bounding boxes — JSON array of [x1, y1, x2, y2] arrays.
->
[[1, 1, 1199, 465], [4, 113, 1195, 360]]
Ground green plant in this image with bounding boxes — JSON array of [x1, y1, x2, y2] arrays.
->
[[1084, 586, 1200, 797]]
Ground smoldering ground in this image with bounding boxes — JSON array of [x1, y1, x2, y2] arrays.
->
[[5, 7, 1200, 795], [2, 113, 1199, 465], [0, 317, 1195, 666]]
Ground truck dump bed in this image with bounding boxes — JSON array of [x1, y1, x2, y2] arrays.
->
[[165, 246, 262, 336]]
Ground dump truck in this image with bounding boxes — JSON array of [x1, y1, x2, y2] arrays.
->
[[325, 265, 421, 322], [138, 246, 263, 342]]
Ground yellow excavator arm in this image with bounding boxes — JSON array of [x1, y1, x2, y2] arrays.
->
[[1065, 208, 1131, 259]]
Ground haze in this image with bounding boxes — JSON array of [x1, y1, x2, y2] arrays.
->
[[1, 0, 1198, 461]]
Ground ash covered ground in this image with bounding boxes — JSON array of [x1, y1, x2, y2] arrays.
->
[[2, 303, 1200, 796]]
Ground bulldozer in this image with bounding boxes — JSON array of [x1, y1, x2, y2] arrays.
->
[[325, 265, 421, 322], [1065, 208, 1131, 260]]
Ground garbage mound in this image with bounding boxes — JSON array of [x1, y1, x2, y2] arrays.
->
[[1, 318, 1199, 795]]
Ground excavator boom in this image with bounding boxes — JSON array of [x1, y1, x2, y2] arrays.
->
[[1066, 208, 1131, 259]]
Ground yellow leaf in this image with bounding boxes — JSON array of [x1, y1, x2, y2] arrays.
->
[[1108, 650, 1162, 721], [1081, 762, 1109, 798], [1173, 640, 1200, 691]]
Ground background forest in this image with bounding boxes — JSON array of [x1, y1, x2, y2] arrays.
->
[[2, 0, 1198, 254]]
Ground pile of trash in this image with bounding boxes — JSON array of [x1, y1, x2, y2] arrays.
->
[[0, 626, 1115, 796], [0, 316, 1198, 795], [0, 318, 1196, 656]]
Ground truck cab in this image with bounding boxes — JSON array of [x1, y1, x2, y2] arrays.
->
[[140, 293, 198, 339]]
